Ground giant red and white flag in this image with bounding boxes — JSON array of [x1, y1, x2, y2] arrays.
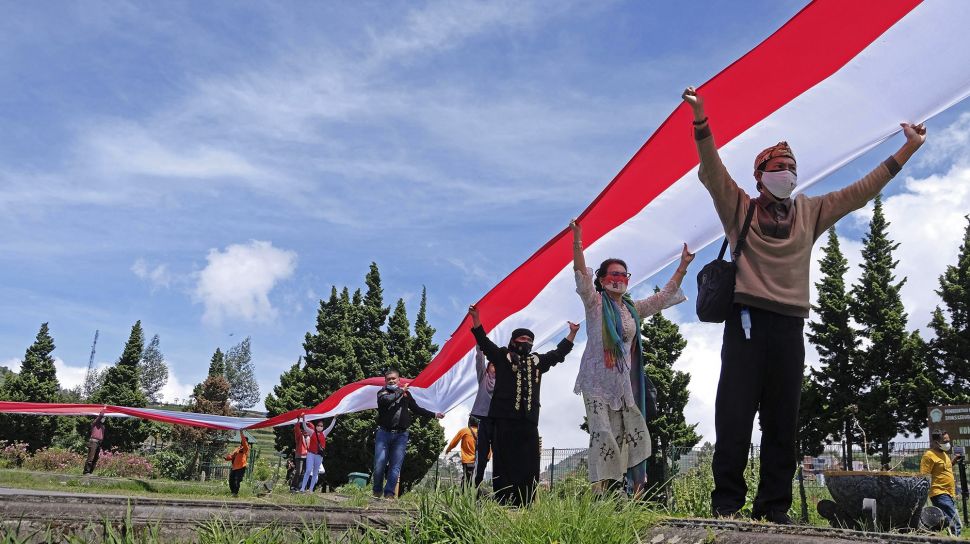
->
[[272, 0, 970, 424], [3, 2, 970, 431]]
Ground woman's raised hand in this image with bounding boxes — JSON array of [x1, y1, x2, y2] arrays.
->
[[569, 219, 582, 241]]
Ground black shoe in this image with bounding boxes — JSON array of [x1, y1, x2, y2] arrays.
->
[[753, 511, 794, 525]]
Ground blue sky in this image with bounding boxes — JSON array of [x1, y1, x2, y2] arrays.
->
[[2, 1, 968, 447]]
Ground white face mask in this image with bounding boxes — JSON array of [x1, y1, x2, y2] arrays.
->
[[760, 169, 797, 199], [604, 282, 627, 295], [940, 441, 952, 452]]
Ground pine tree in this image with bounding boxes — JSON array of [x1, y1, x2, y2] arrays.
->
[[354, 263, 391, 376], [0, 323, 61, 451], [805, 228, 859, 461], [797, 377, 829, 457], [396, 291, 445, 491], [387, 299, 414, 370], [265, 267, 443, 490], [208, 348, 226, 377], [413, 287, 436, 368], [927, 216, 970, 404], [138, 334, 168, 404], [640, 296, 701, 456], [225, 337, 259, 411], [265, 287, 363, 487], [849, 196, 934, 466], [89, 321, 149, 451]]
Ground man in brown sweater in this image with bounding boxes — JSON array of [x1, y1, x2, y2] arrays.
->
[[682, 86, 926, 523]]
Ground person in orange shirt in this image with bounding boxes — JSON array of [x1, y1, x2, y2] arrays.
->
[[225, 431, 250, 497], [290, 417, 310, 492], [446, 417, 481, 487]]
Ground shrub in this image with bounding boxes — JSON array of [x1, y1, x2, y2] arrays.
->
[[0, 441, 29, 468], [152, 450, 189, 480], [23, 447, 84, 473], [96, 449, 154, 478]]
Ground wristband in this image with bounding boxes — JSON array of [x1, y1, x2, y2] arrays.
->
[[692, 117, 708, 126]]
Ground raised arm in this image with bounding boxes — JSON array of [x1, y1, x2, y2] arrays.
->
[[300, 415, 312, 435], [468, 305, 505, 364], [633, 244, 693, 317], [322, 417, 337, 437], [683, 87, 746, 230], [536, 321, 579, 373], [814, 122, 926, 235], [570, 219, 586, 272]]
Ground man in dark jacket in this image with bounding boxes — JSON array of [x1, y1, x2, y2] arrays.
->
[[468, 304, 579, 506], [372, 369, 443, 499]]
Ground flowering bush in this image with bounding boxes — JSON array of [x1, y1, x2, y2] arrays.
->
[[23, 448, 84, 473], [96, 449, 154, 479], [0, 441, 29, 468]]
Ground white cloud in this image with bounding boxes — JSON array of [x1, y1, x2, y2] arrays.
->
[[2, 358, 21, 372], [82, 121, 261, 180], [917, 112, 970, 169], [845, 163, 970, 334], [158, 368, 195, 405], [53, 357, 109, 390], [131, 259, 173, 290], [194, 240, 298, 324]]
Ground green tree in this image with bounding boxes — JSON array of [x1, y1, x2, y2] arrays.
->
[[172, 355, 233, 479], [265, 287, 363, 486], [387, 299, 414, 370], [0, 366, 14, 389], [804, 228, 859, 462], [797, 377, 829, 457], [392, 289, 445, 492], [208, 348, 226, 377], [265, 267, 443, 491], [927, 216, 970, 404], [640, 295, 701, 456], [225, 337, 259, 411], [88, 321, 149, 452], [139, 334, 168, 404], [0, 323, 61, 451], [849, 196, 934, 466]]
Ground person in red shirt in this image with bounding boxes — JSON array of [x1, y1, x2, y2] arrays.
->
[[298, 415, 336, 493], [82, 408, 106, 475], [290, 417, 310, 492]]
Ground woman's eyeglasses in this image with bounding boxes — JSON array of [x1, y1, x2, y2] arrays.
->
[[605, 271, 632, 278]]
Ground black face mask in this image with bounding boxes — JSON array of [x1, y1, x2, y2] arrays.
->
[[510, 342, 533, 356]]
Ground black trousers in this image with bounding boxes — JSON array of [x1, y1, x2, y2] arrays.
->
[[228, 467, 246, 496], [83, 439, 102, 475], [290, 456, 306, 491], [711, 305, 804, 517], [461, 463, 475, 487], [492, 418, 539, 507], [474, 416, 494, 487]]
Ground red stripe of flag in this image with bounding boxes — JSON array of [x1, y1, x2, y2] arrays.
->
[[411, 0, 921, 388]]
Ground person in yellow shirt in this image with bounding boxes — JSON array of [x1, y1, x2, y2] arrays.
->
[[921, 431, 962, 536], [225, 431, 250, 497], [446, 417, 480, 487]]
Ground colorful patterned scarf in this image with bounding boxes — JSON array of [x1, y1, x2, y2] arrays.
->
[[601, 291, 641, 372]]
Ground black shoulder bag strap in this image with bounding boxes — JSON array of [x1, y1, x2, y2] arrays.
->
[[718, 201, 756, 264]]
